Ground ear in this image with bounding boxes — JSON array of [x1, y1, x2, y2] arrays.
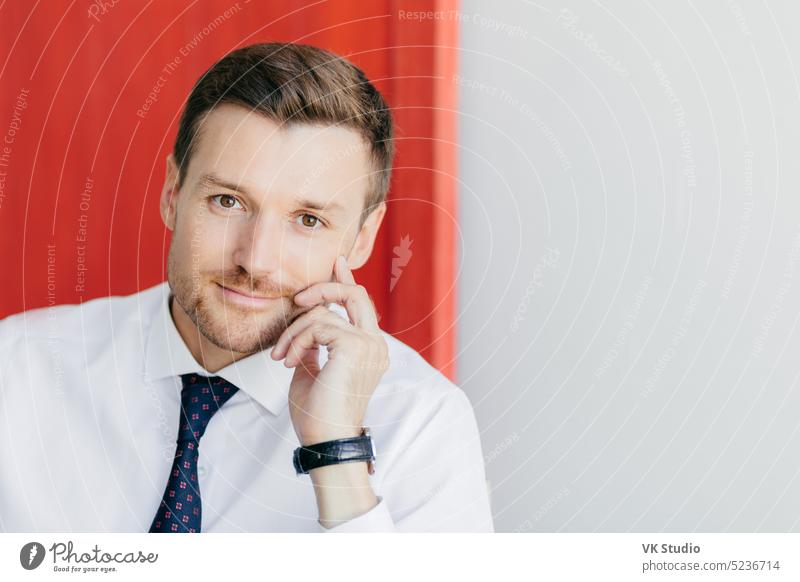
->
[[346, 202, 387, 270], [160, 153, 181, 231]]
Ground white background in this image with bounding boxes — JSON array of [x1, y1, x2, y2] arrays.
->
[[456, 0, 800, 532]]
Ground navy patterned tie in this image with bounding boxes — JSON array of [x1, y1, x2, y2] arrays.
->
[[149, 374, 239, 533]]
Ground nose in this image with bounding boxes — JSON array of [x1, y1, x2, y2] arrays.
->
[[230, 212, 285, 281]]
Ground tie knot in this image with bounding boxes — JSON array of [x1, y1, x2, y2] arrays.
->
[[177, 374, 240, 443]]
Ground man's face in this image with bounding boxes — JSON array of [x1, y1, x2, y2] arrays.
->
[[165, 103, 372, 354]]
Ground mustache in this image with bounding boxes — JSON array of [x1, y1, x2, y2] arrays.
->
[[214, 269, 298, 298]]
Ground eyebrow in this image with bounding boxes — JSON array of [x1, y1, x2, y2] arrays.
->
[[198, 172, 346, 214]]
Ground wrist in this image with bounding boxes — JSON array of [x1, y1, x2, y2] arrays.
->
[[311, 462, 378, 529], [300, 427, 362, 447], [308, 458, 371, 482]]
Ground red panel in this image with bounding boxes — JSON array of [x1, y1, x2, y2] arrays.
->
[[0, 0, 460, 380]]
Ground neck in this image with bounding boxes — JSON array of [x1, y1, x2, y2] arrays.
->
[[169, 294, 251, 373]]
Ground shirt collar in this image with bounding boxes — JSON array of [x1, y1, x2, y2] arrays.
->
[[145, 281, 304, 417]]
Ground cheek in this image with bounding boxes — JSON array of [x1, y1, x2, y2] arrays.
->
[[173, 217, 227, 270], [283, 235, 339, 282]]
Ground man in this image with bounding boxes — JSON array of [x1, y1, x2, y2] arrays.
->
[[0, 42, 493, 532]]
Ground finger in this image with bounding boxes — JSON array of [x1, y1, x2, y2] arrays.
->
[[283, 311, 351, 367], [271, 306, 343, 360], [283, 321, 347, 368], [293, 281, 379, 331], [335, 254, 356, 286], [293, 345, 321, 378], [294, 282, 377, 330], [334, 255, 378, 331]]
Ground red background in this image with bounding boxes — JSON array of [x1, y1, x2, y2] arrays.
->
[[0, 0, 460, 380]]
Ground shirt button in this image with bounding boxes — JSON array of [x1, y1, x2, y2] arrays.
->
[[198, 466, 207, 478]]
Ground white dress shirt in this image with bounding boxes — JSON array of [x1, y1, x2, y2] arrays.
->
[[0, 281, 493, 532]]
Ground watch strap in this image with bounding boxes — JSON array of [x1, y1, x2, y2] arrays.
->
[[293, 431, 376, 475]]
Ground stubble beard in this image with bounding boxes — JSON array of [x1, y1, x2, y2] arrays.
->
[[168, 248, 302, 355]]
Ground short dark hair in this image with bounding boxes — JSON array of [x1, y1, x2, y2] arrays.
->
[[173, 42, 394, 225]]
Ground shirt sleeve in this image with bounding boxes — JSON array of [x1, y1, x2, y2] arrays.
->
[[381, 386, 495, 532], [319, 384, 494, 532]]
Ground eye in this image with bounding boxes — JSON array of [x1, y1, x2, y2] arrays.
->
[[210, 194, 243, 211], [296, 213, 325, 230]]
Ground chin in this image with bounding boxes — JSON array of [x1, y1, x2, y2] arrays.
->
[[194, 289, 293, 353], [197, 311, 278, 353]]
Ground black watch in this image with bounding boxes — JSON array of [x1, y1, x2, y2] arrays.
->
[[293, 427, 377, 475]]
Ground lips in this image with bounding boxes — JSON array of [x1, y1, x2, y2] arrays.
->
[[219, 284, 273, 299], [216, 283, 281, 308]]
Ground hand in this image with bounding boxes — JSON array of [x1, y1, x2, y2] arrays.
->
[[270, 255, 389, 446]]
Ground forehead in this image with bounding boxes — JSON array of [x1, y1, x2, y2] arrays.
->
[[188, 103, 370, 205]]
